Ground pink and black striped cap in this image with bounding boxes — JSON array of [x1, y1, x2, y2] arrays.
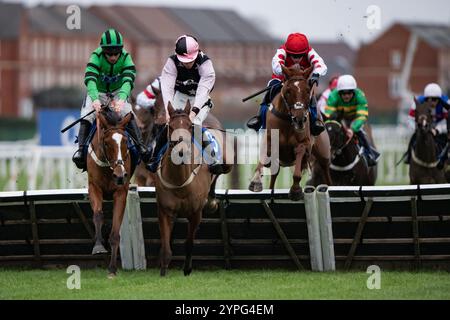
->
[[175, 35, 199, 63]]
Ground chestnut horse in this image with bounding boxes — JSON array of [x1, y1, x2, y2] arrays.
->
[[133, 87, 166, 186], [156, 101, 231, 276], [87, 108, 133, 277], [324, 120, 376, 185], [249, 65, 331, 200], [409, 99, 446, 184]]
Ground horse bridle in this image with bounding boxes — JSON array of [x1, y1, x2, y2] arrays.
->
[[99, 127, 130, 171], [279, 77, 312, 130], [326, 120, 355, 160]]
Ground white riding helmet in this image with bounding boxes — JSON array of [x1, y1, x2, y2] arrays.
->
[[424, 83, 442, 98], [336, 75, 357, 91]]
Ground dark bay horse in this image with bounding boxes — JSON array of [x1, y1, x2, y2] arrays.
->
[[87, 108, 133, 278], [249, 65, 332, 200], [324, 120, 376, 185], [133, 87, 166, 186], [409, 99, 446, 184], [156, 101, 231, 276]]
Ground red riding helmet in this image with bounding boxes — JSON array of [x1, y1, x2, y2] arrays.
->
[[284, 33, 310, 55]]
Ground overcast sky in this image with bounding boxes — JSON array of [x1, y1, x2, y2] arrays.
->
[[6, 0, 450, 47]]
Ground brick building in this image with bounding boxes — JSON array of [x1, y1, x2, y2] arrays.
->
[[355, 22, 450, 118]]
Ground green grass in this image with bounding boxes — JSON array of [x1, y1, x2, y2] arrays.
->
[[0, 268, 449, 300]]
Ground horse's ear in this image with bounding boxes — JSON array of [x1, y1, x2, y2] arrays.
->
[[184, 99, 191, 114], [304, 65, 314, 79], [97, 112, 109, 130], [281, 64, 290, 79], [167, 101, 175, 117], [119, 112, 132, 128]]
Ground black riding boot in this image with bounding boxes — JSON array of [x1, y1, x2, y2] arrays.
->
[[202, 137, 224, 175], [127, 116, 152, 163], [247, 103, 267, 131], [72, 120, 92, 170], [309, 96, 325, 136], [147, 124, 167, 173], [355, 130, 380, 167]]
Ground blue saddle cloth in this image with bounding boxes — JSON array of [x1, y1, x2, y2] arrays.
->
[[149, 126, 222, 171], [76, 121, 140, 169]]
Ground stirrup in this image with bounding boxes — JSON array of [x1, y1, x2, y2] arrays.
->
[[311, 121, 325, 136], [247, 116, 261, 130]]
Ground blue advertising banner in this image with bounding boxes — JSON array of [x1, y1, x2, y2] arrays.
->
[[38, 109, 80, 146]]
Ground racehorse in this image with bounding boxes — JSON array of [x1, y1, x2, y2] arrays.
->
[[156, 100, 232, 276], [133, 87, 166, 186], [248, 65, 332, 200], [87, 107, 133, 278], [324, 120, 376, 185], [409, 98, 446, 184]]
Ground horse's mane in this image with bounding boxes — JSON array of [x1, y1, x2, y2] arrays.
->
[[100, 107, 122, 126]]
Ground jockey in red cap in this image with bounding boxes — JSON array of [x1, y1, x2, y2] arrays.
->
[[247, 32, 328, 135]]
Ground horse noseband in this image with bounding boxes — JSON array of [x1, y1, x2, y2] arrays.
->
[[293, 102, 305, 110]]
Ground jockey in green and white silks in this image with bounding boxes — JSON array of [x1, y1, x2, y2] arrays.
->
[[325, 75, 380, 167], [72, 29, 151, 170]]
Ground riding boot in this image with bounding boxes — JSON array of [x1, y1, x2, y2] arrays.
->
[[309, 96, 325, 136], [72, 120, 92, 170], [201, 129, 224, 175], [127, 116, 152, 163], [246, 103, 267, 131], [246, 79, 281, 131], [355, 130, 380, 167], [146, 124, 167, 173]]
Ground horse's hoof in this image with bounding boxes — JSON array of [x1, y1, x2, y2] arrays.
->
[[92, 244, 108, 255], [289, 188, 303, 201], [107, 272, 116, 279], [204, 198, 219, 215], [249, 181, 263, 192], [184, 268, 192, 276]]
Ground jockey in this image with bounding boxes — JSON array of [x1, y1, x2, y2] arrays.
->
[[405, 83, 449, 166], [317, 76, 339, 115], [147, 35, 223, 174], [136, 76, 161, 110], [325, 75, 380, 167], [246, 32, 328, 135], [72, 29, 152, 170]]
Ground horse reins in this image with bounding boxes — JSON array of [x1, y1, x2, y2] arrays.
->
[[157, 113, 202, 189]]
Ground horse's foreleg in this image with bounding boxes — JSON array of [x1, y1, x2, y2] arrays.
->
[[184, 211, 201, 276], [89, 184, 107, 255], [205, 175, 219, 215], [289, 145, 306, 201], [269, 165, 280, 191], [108, 189, 127, 277], [249, 162, 265, 192], [158, 208, 173, 277]]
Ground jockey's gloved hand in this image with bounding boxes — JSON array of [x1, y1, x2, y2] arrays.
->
[[93, 100, 102, 112], [309, 73, 320, 88], [113, 99, 125, 113], [189, 111, 197, 123], [431, 128, 439, 136]]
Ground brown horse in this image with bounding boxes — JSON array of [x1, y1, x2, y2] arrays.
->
[[248, 65, 332, 200], [409, 99, 446, 184], [324, 120, 376, 185], [87, 108, 133, 278], [156, 101, 231, 276], [133, 87, 166, 186]]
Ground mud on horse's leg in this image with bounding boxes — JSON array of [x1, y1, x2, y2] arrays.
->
[[289, 144, 306, 201], [108, 189, 127, 277]]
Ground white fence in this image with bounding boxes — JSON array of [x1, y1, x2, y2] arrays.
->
[[0, 126, 412, 191]]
